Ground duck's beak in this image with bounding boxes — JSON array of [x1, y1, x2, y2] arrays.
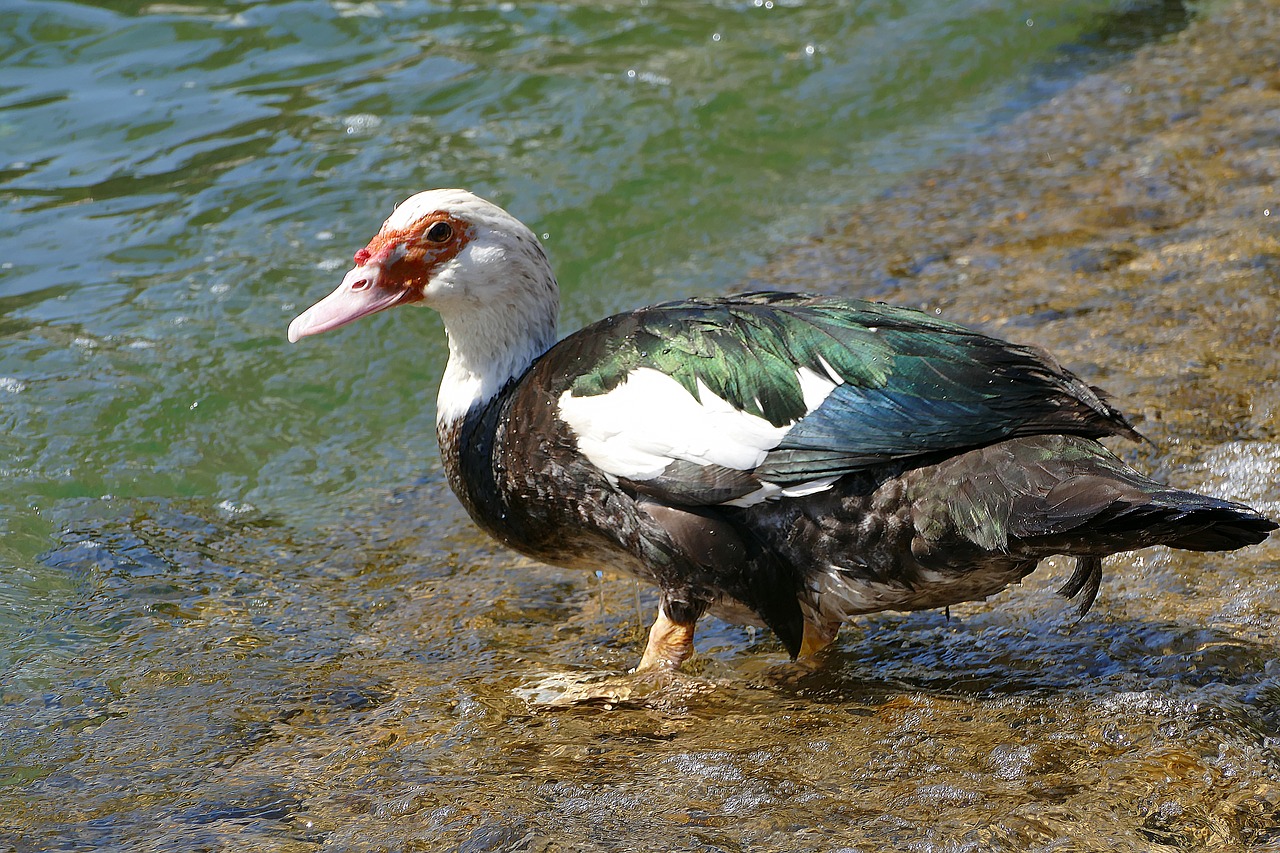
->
[[287, 263, 408, 342]]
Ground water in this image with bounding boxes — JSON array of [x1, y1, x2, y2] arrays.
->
[[8, 1, 1276, 850]]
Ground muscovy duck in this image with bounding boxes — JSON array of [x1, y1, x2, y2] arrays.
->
[[288, 189, 1276, 671]]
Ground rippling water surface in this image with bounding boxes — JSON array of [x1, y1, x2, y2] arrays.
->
[[9, 1, 1277, 850]]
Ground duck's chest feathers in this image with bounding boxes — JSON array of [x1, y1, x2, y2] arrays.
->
[[435, 381, 657, 578]]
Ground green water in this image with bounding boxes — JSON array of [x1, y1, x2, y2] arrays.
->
[[6, 1, 1258, 850]]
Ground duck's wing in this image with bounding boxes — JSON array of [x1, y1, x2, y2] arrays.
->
[[547, 291, 1139, 509]]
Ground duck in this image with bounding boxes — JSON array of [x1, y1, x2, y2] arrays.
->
[[288, 188, 1276, 672]]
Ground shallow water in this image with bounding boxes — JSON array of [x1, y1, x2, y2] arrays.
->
[[7, 0, 1280, 850]]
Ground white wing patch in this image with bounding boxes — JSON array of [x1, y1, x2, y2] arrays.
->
[[796, 365, 838, 410], [558, 367, 786, 479], [720, 475, 842, 509], [558, 365, 841, 504]]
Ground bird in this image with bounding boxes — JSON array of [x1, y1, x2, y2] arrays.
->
[[288, 188, 1276, 672]]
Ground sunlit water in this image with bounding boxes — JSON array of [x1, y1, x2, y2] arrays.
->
[[7, 1, 1277, 850]]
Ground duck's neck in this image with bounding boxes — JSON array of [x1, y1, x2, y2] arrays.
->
[[434, 297, 559, 426]]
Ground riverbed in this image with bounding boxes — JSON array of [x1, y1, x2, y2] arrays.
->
[[3, 0, 1279, 849]]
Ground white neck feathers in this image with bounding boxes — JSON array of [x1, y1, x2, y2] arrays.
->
[[435, 296, 558, 425], [420, 193, 560, 425]]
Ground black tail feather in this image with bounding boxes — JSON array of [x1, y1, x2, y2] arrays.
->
[[1053, 489, 1274, 617], [1012, 439, 1278, 555], [1057, 554, 1103, 617], [1154, 497, 1278, 551], [1117, 490, 1277, 552]]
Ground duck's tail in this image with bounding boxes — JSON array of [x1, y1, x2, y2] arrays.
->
[[1019, 442, 1277, 615], [930, 435, 1276, 615]]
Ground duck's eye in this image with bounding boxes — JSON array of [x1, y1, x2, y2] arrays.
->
[[425, 220, 453, 243]]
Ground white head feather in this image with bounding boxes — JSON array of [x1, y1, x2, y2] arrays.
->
[[288, 188, 561, 425], [391, 190, 561, 424]]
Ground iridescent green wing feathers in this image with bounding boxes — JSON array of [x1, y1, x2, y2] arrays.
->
[[560, 291, 1138, 490]]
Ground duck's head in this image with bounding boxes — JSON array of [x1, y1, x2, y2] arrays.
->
[[287, 189, 559, 348]]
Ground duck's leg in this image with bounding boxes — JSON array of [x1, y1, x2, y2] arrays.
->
[[798, 619, 839, 660], [633, 604, 698, 672]]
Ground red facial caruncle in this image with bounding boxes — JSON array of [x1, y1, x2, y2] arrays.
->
[[287, 211, 472, 342]]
